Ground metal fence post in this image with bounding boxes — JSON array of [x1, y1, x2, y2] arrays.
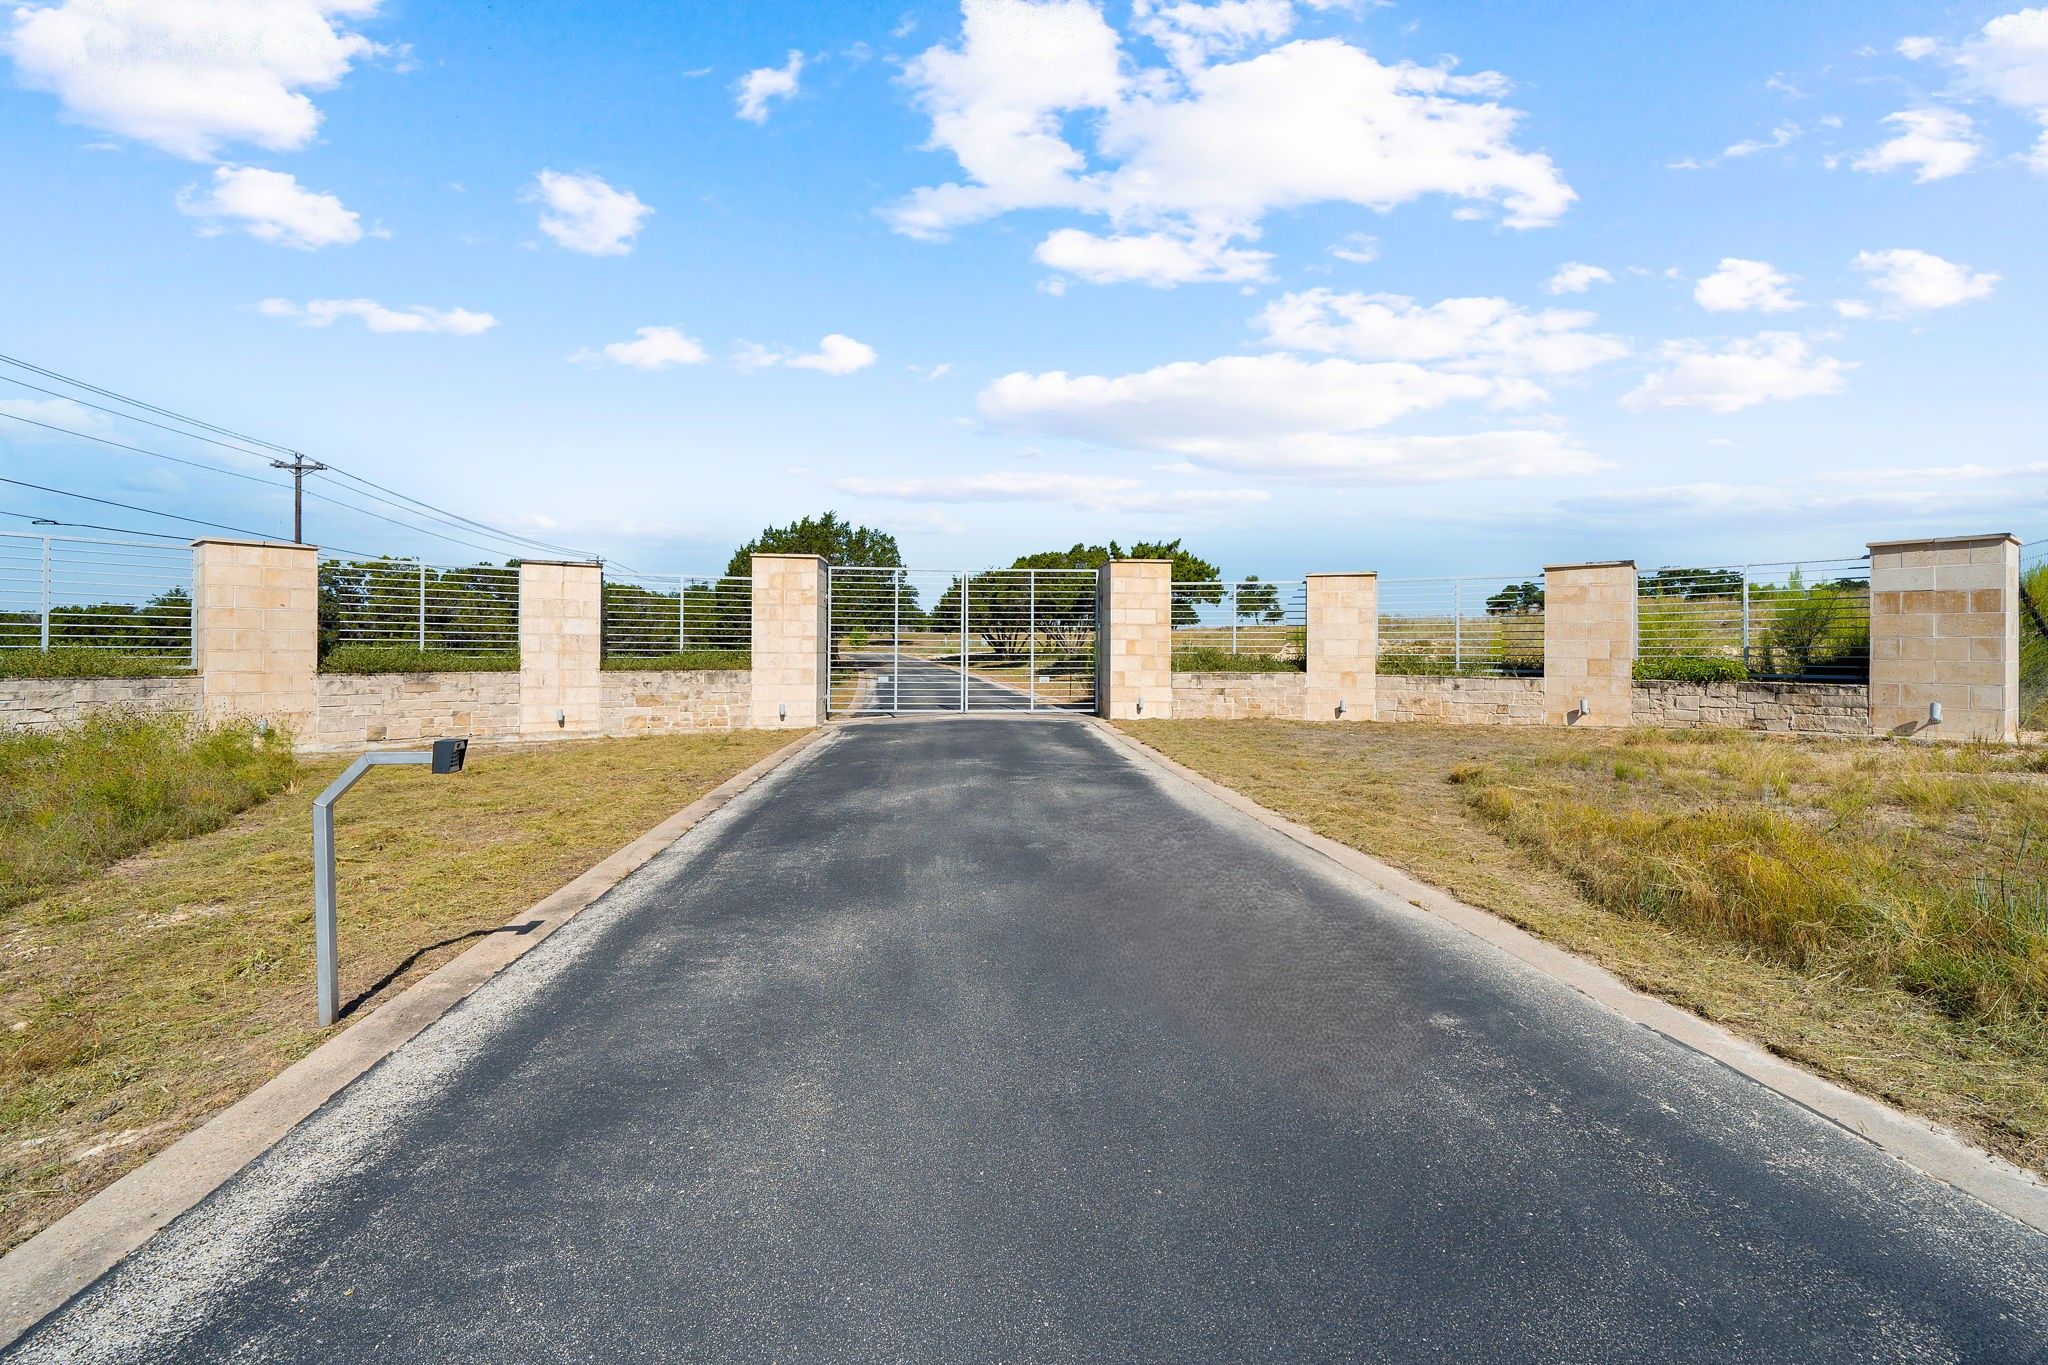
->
[[1740, 566, 1751, 667], [1453, 578, 1463, 671], [1029, 570, 1038, 712], [39, 535, 51, 652], [417, 560, 427, 650], [892, 567, 902, 715], [678, 576, 688, 655], [1230, 582, 1238, 655], [960, 572, 970, 711]]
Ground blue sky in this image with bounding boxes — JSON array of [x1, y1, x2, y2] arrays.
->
[[1, 0, 2044, 578]]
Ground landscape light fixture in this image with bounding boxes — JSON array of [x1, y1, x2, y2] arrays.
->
[[311, 738, 468, 1027], [1336, 698, 1347, 717], [1929, 701, 1943, 726], [1578, 696, 1592, 719], [555, 707, 566, 728]]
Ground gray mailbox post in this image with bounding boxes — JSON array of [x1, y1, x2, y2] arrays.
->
[[312, 738, 468, 1026]]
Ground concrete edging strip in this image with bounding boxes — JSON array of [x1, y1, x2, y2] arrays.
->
[[1090, 719, 2048, 1236], [0, 725, 835, 1349]]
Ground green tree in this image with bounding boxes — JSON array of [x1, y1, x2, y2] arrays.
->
[[1485, 581, 1544, 615], [1234, 577, 1284, 625], [1009, 539, 1221, 625], [723, 511, 902, 575]]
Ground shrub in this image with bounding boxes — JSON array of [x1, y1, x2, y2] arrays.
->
[[1171, 648, 1304, 673], [601, 650, 751, 672], [0, 711, 298, 911], [1633, 656, 1749, 683], [2021, 561, 2046, 733], [320, 645, 519, 674], [0, 648, 192, 680]]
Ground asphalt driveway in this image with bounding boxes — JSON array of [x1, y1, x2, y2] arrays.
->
[[18, 717, 2048, 1362]]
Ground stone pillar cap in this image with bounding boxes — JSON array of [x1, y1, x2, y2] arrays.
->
[[1867, 533, 2018, 551], [1541, 559, 1636, 572], [189, 537, 313, 550]]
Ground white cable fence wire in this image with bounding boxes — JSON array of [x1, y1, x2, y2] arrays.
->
[[0, 530, 194, 661], [318, 557, 520, 659], [1170, 580, 1307, 668], [1377, 573, 1546, 676], [1637, 557, 1870, 682], [602, 575, 752, 663], [2022, 538, 2047, 733], [826, 566, 1098, 714]]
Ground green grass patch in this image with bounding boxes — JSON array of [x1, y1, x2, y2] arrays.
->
[[1633, 655, 1750, 683], [602, 650, 751, 672], [1377, 652, 1541, 678], [0, 648, 192, 680], [320, 645, 519, 674], [1172, 648, 1304, 673], [0, 711, 297, 912]]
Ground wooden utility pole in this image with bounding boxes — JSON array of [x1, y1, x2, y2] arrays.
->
[[270, 454, 328, 544]]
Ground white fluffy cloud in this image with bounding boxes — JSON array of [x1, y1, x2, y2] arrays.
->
[[1907, 8, 2048, 174], [572, 325, 707, 370], [890, 1, 1572, 284], [258, 297, 496, 334], [1693, 258, 1802, 313], [835, 470, 1269, 512], [739, 334, 878, 375], [175, 166, 363, 249], [3, 0, 384, 158], [1255, 289, 1627, 380], [528, 170, 652, 256], [1851, 108, 1982, 182], [1034, 227, 1271, 285], [735, 49, 802, 123], [1846, 248, 2000, 313], [1621, 332, 1850, 414], [1544, 262, 1611, 295], [978, 352, 1602, 481]]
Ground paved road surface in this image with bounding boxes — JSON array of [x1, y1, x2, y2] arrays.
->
[[837, 650, 1089, 712], [20, 718, 2048, 1362]]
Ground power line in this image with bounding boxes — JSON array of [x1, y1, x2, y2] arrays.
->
[[0, 352, 296, 457], [0, 373, 281, 466], [0, 408, 293, 492], [0, 352, 603, 562], [0, 508, 190, 539], [0, 476, 291, 541]]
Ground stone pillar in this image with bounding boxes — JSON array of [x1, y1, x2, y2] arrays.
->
[[749, 553, 828, 727], [518, 560, 603, 739], [1099, 560, 1173, 720], [1542, 560, 1636, 727], [1868, 533, 2021, 742], [191, 538, 317, 737], [1304, 573, 1376, 721]]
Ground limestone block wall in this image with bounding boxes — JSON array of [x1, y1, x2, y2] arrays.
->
[[1169, 671, 1306, 720], [312, 672, 520, 750], [749, 554, 828, 728], [1631, 680, 1870, 736], [1377, 675, 1546, 726], [191, 539, 317, 736], [518, 561, 603, 740], [1100, 560, 1173, 720], [1869, 534, 2021, 742], [0, 676, 201, 733], [1543, 561, 1636, 728], [1304, 573, 1375, 722], [601, 669, 750, 736]]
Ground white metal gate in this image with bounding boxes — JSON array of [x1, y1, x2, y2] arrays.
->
[[827, 566, 1098, 715]]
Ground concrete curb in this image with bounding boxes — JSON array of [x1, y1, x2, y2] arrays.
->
[[1091, 719, 2048, 1236], [0, 725, 835, 1349]]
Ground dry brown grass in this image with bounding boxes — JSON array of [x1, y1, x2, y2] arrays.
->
[[0, 728, 798, 1251], [1116, 719, 2048, 1175]]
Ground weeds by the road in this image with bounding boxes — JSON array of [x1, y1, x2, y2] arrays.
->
[[319, 644, 519, 673], [1118, 719, 2048, 1175], [0, 712, 297, 911], [0, 728, 798, 1251], [602, 650, 751, 671], [1172, 648, 1304, 673], [0, 648, 192, 679]]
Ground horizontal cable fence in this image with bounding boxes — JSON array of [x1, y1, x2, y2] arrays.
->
[[602, 574, 752, 665], [2023, 538, 2046, 732], [0, 531, 193, 661], [1637, 558, 1870, 683], [318, 557, 520, 661], [1377, 573, 1545, 676], [1170, 579, 1307, 670]]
